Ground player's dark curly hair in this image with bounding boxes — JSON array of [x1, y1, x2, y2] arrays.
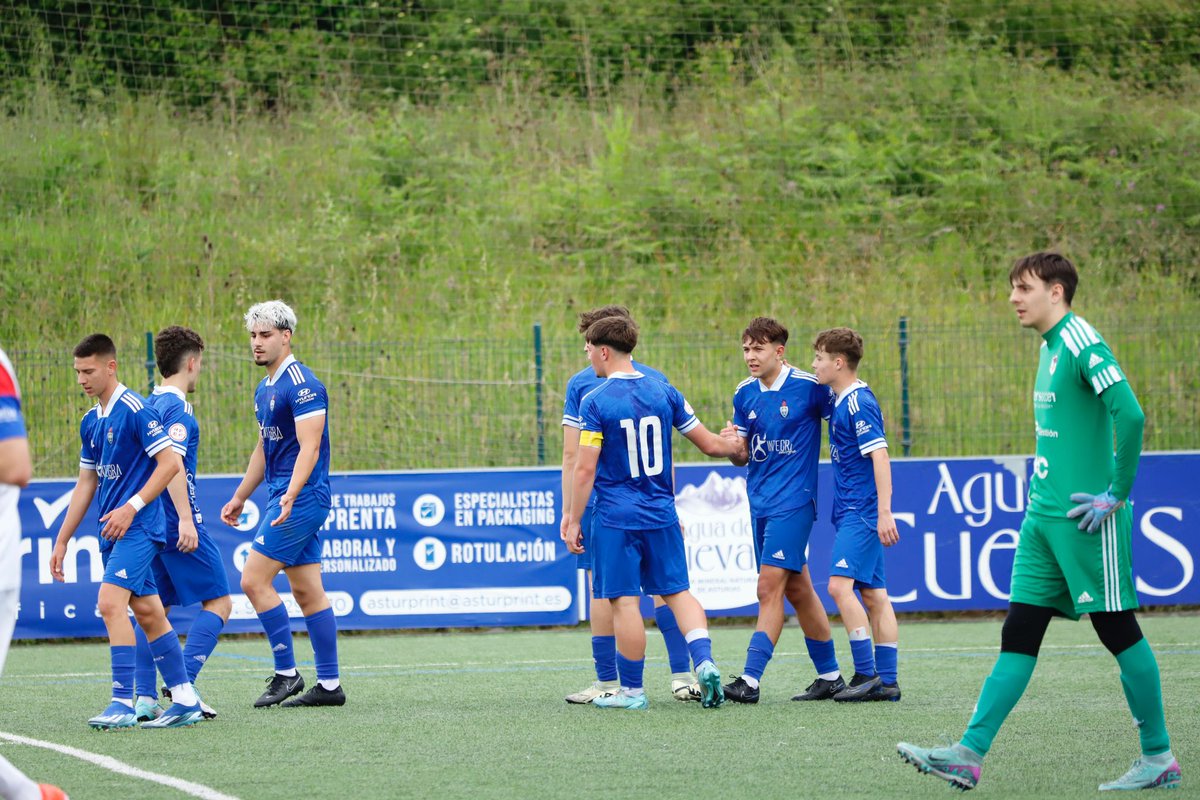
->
[[813, 327, 864, 370], [155, 326, 205, 378], [73, 333, 116, 360], [1009, 252, 1078, 305], [586, 315, 638, 354], [742, 317, 788, 346]]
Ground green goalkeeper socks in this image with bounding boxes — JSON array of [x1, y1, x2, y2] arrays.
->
[[1116, 638, 1171, 756], [959, 652, 1037, 757]]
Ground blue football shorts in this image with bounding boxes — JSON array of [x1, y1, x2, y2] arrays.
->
[[152, 528, 231, 607], [752, 500, 816, 574], [592, 523, 689, 599], [829, 512, 887, 590], [102, 530, 163, 597], [251, 493, 331, 567]]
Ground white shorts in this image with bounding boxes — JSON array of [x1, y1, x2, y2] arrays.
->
[[0, 588, 16, 676]]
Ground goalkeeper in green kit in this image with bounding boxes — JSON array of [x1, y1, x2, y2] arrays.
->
[[898, 252, 1179, 792]]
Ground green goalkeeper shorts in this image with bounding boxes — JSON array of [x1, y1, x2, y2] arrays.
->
[[1009, 503, 1137, 620]]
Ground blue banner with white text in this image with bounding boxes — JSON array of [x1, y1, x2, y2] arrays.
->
[[13, 454, 1199, 638], [15, 469, 574, 639]]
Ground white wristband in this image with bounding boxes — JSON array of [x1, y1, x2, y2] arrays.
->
[[127, 494, 146, 512]]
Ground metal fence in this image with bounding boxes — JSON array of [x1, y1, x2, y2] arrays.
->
[[13, 316, 1199, 479]]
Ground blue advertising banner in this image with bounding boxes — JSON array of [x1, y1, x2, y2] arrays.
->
[[674, 453, 1198, 616], [15, 469, 574, 639], [13, 454, 1198, 639]]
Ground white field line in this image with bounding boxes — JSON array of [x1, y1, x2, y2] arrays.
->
[[0, 731, 241, 800], [9, 641, 1198, 680]]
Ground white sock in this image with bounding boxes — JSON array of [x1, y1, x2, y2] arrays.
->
[[0, 754, 39, 800], [319, 678, 341, 691], [819, 670, 842, 681], [168, 682, 198, 707], [741, 675, 760, 689], [112, 696, 134, 708], [136, 694, 157, 706], [625, 687, 645, 697], [276, 668, 298, 677], [684, 628, 709, 643], [670, 671, 694, 682], [849, 626, 870, 641], [1145, 751, 1175, 767]]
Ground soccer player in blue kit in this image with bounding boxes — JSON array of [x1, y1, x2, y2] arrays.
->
[[50, 334, 205, 729], [719, 318, 845, 703], [133, 326, 232, 722], [220, 301, 344, 708], [810, 327, 901, 702], [565, 315, 740, 710], [560, 306, 699, 704]]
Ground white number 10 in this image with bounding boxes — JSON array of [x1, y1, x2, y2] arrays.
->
[[619, 416, 664, 478]]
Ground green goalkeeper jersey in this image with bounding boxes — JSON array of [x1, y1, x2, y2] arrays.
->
[[1028, 312, 1132, 519]]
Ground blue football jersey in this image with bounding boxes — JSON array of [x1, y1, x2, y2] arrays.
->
[[149, 386, 207, 550], [732, 367, 833, 516], [78, 384, 172, 547], [254, 355, 331, 503], [579, 372, 699, 529], [828, 380, 888, 525], [0, 348, 26, 589], [562, 360, 668, 510]]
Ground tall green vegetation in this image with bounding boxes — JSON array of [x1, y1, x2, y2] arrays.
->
[[2, 2, 1199, 474]]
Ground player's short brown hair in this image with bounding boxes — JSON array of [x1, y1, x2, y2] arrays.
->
[[73, 333, 116, 360], [586, 315, 638, 354], [742, 317, 788, 346], [1009, 252, 1078, 305], [813, 327, 864, 369], [577, 305, 632, 333]]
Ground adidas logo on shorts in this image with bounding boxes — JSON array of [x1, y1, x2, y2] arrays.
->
[[1077, 591, 1094, 604], [255, 535, 266, 545], [115, 568, 128, 579], [771, 550, 785, 560], [835, 558, 849, 569]]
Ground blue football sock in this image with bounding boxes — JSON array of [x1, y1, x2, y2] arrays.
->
[[685, 629, 714, 668], [743, 631, 775, 681], [805, 636, 840, 676], [616, 652, 645, 690], [257, 603, 296, 672], [849, 636, 876, 676], [147, 630, 189, 690], [183, 610, 225, 684], [304, 607, 340, 681], [592, 635, 618, 682], [110, 645, 135, 702], [133, 625, 158, 699], [653, 605, 691, 673], [876, 642, 898, 684]]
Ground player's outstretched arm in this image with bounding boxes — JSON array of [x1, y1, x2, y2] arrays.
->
[[719, 419, 749, 466], [869, 448, 899, 546], [163, 452, 198, 553], [50, 469, 98, 581], [0, 435, 31, 487], [221, 439, 265, 526], [684, 423, 741, 459], [100, 446, 179, 541]]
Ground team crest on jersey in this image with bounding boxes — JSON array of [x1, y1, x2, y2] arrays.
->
[[269, 394, 276, 412], [1049, 355, 1058, 375], [779, 400, 789, 418], [168, 423, 187, 442], [106, 427, 113, 444]]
